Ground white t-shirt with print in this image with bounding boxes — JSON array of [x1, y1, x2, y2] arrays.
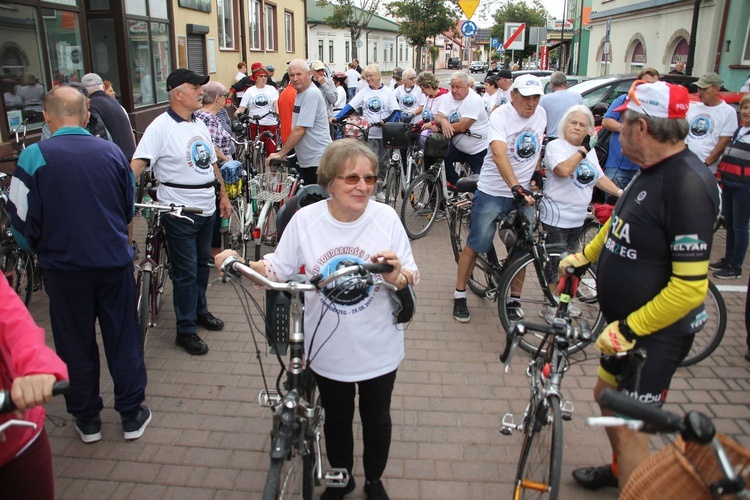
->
[[348, 85, 399, 140], [134, 110, 218, 215], [266, 200, 417, 382], [393, 85, 425, 124], [494, 88, 512, 108], [686, 101, 738, 172], [346, 69, 360, 88], [482, 91, 496, 114], [437, 91, 489, 155], [542, 138, 604, 228], [477, 102, 547, 198], [239, 85, 279, 126], [421, 91, 447, 123]]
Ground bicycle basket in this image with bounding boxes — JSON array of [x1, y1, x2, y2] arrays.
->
[[621, 434, 750, 500], [383, 122, 409, 148], [424, 133, 449, 158]]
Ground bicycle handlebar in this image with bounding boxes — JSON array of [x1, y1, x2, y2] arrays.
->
[[0, 380, 70, 415], [134, 202, 203, 215], [237, 111, 279, 124]]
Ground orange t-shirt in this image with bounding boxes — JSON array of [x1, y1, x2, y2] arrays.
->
[[278, 85, 297, 144]]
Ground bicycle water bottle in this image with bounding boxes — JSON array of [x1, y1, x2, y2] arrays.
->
[[142, 194, 152, 219], [220, 217, 229, 233]]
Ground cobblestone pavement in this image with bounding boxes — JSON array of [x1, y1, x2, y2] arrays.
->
[[24, 211, 750, 499]]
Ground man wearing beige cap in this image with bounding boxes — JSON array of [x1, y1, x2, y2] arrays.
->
[[686, 72, 738, 174], [311, 60, 337, 116]]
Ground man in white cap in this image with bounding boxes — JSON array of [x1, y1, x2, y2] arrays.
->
[[563, 80, 720, 492], [311, 60, 337, 116], [685, 72, 737, 174], [452, 74, 546, 323]]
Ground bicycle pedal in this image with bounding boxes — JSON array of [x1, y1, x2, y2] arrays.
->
[[500, 413, 520, 435], [485, 290, 497, 300], [258, 389, 281, 407], [562, 400, 574, 421], [324, 468, 350, 488]]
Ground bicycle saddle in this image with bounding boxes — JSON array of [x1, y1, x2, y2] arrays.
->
[[455, 174, 479, 194]]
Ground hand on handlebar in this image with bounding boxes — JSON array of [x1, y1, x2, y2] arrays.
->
[[214, 249, 242, 274], [10, 374, 57, 417], [558, 252, 590, 277], [510, 185, 535, 207], [595, 321, 636, 355], [371, 250, 402, 286]]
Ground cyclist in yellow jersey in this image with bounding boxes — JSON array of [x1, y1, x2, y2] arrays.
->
[[560, 81, 720, 491]]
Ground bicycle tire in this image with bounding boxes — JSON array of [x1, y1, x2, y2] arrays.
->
[[447, 206, 499, 298], [4, 249, 33, 307], [255, 203, 279, 261], [384, 161, 400, 209], [155, 239, 170, 315], [137, 270, 151, 348], [227, 200, 247, 259], [578, 219, 600, 254], [678, 280, 727, 367], [400, 172, 441, 240], [497, 245, 604, 356], [253, 141, 267, 175], [513, 395, 563, 500]]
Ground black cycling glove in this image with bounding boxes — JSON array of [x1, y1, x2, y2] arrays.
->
[[511, 184, 530, 202], [581, 134, 592, 152]]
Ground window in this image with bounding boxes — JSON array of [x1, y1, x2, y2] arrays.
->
[[389, 44, 393, 62], [318, 40, 324, 61], [373, 42, 377, 62], [264, 4, 275, 51], [284, 11, 294, 52], [399, 45, 403, 62], [218, 0, 237, 50], [329, 40, 334, 63], [742, 18, 750, 65], [249, 0, 261, 50], [345, 41, 350, 62]]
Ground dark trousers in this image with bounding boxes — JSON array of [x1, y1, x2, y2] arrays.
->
[[315, 369, 397, 482], [163, 213, 215, 336], [444, 145, 486, 185], [721, 182, 750, 271], [0, 429, 53, 499], [45, 265, 146, 422]]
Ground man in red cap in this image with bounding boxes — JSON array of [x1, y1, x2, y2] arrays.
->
[[562, 80, 720, 492]]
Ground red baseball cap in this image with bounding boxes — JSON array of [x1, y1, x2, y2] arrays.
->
[[250, 62, 267, 76], [614, 80, 689, 119]]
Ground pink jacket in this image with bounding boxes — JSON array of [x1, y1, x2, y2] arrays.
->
[[0, 278, 68, 468]]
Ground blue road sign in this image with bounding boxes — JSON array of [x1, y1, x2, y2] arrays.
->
[[461, 21, 478, 38], [490, 37, 500, 49]]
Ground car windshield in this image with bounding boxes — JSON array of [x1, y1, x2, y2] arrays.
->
[[569, 76, 619, 95]]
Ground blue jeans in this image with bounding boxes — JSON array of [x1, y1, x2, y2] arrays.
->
[[163, 213, 215, 335], [346, 87, 356, 101], [466, 190, 533, 253], [604, 167, 638, 203], [721, 182, 750, 270]]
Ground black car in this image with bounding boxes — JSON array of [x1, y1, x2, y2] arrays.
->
[[447, 57, 461, 70]]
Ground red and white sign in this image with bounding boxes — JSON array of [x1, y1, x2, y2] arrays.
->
[[504, 22, 526, 51], [539, 46, 549, 70]]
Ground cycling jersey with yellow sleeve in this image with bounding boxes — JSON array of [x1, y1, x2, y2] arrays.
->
[[595, 148, 720, 335]]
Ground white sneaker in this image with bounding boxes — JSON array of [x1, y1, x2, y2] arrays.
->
[[540, 305, 556, 324]]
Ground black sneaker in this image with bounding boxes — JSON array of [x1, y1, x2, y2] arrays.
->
[[506, 300, 525, 321], [453, 297, 470, 323], [122, 405, 152, 440], [709, 258, 728, 271], [176, 333, 209, 355], [745, 351, 750, 363], [572, 464, 618, 490], [364, 479, 390, 500], [320, 476, 356, 500], [713, 267, 741, 279], [197, 312, 224, 331], [75, 416, 102, 444]]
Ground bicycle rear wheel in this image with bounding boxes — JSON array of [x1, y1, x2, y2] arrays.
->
[[497, 245, 603, 355], [678, 280, 727, 367], [137, 271, 151, 348], [2, 249, 32, 307], [578, 219, 600, 254], [513, 395, 563, 499], [447, 206, 499, 298], [255, 202, 279, 261], [226, 200, 247, 259], [155, 238, 170, 315], [400, 172, 441, 239], [384, 161, 400, 209]]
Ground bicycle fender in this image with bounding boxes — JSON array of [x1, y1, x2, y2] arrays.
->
[[269, 423, 295, 460]]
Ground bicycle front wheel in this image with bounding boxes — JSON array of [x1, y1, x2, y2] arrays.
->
[[255, 202, 279, 261], [2, 249, 33, 307], [137, 271, 151, 348], [155, 238, 170, 315], [513, 395, 563, 500], [400, 173, 441, 239], [578, 219, 600, 254], [497, 246, 604, 355], [678, 280, 727, 367], [384, 162, 400, 209], [227, 199, 247, 259]]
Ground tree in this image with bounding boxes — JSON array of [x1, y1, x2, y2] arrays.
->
[[317, 0, 380, 61], [486, 0, 548, 67], [386, 0, 459, 72]]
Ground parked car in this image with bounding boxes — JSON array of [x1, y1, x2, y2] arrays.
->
[[469, 61, 489, 73], [569, 73, 743, 125], [539, 75, 592, 94], [511, 70, 554, 79], [447, 57, 462, 70]]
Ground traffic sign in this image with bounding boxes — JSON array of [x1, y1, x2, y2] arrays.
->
[[461, 21, 478, 38], [490, 37, 499, 49], [503, 22, 526, 51], [458, 0, 479, 20]]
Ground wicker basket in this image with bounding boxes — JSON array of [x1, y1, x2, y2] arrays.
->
[[621, 435, 750, 499]]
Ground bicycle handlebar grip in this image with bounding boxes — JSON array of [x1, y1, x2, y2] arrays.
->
[[181, 207, 204, 214], [598, 389, 683, 434], [362, 263, 394, 274], [0, 380, 70, 414]]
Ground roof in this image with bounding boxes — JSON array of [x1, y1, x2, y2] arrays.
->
[[307, 0, 401, 33]]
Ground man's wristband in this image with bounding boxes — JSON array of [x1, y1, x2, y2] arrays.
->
[[618, 319, 638, 342], [578, 149, 587, 159]]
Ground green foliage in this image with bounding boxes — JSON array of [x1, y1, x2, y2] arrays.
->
[[386, 0, 458, 48], [487, 0, 548, 62]]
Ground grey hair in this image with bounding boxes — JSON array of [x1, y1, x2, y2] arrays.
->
[[622, 109, 689, 143], [450, 71, 470, 85], [364, 64, 381, 77], [402, 68, 416, 80], [416, 71, 440, 90], [550, 71, 568, 88], [202, 81, 226, 105], [558, 104, 595, 138]]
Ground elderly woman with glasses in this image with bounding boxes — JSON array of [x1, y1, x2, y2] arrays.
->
[[215, 139, 417, 500], [393, 68, 424, 125], [540, 104, 622, 319]]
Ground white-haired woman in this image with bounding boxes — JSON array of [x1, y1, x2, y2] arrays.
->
[[393, 68, 424, 124], [541, 105, 622, 317]]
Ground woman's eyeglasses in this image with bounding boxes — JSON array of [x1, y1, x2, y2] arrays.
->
[[338, 174, 377, 185]]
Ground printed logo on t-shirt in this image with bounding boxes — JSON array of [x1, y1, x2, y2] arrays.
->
[[314, 250, 380, 312], [366, 97, 383, 113], [254, 94, 270, 108], [188, 138, 213, 171], [689, 116, 711, 138], [401, 94, 417, 107], [514, 132, 538, 159], [572, 160, 597, 188], [422, 109, 433, 122], [448, 110, 461, 123], [498, 97, 508, 106]]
